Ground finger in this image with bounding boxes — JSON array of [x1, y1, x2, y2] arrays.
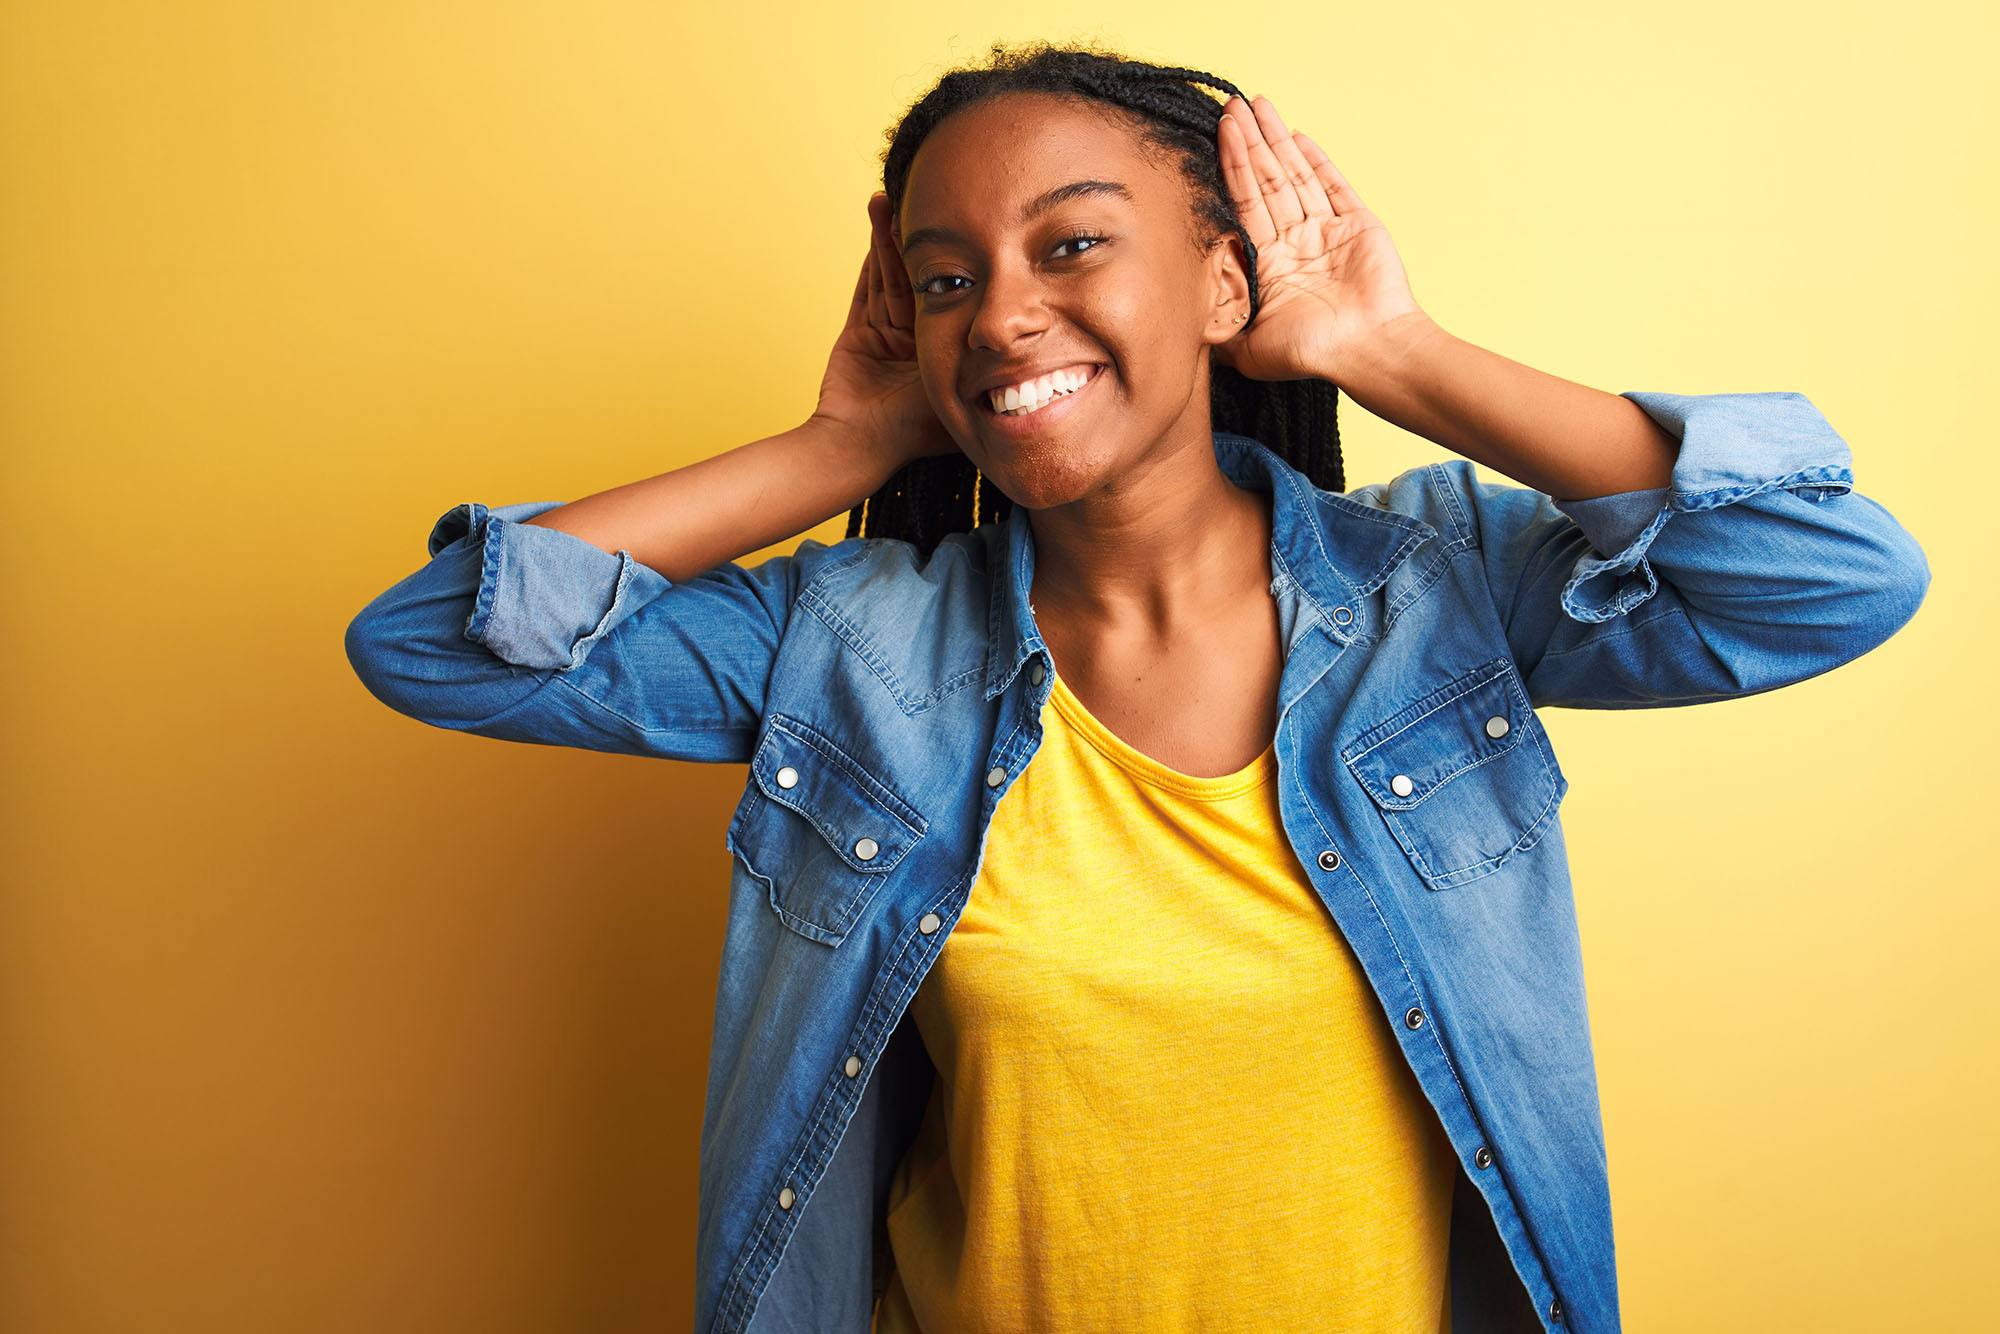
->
[[1248, 96, 1333, 220], [1233, 94, 1306, 231], [868, 192, 914, 330], [847, 246, 872, 327], [865, 226, 889, 330], [1217, 101, 1276, 248], [1292, 131, 1368, 214]]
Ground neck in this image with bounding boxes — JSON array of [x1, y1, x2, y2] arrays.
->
[[1025, 423, 1272, 642]]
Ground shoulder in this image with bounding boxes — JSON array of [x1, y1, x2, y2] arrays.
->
[[794, 526, 995, 606], [1224, 431, 1474, 550], [786, 528, 997, 712], [1329, 459, 1512, 556], [1335, 459, 1478, 523]]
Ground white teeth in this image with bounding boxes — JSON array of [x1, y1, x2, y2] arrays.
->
[[988, 366, 1093, 415]]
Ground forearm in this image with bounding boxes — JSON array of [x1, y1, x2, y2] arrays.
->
[[1332, 313, 1681, 501], [520, 420, 892, 583]]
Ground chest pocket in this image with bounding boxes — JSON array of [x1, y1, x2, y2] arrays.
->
[[1342, 657, 1566, 891], [726, 713, 927, 947]]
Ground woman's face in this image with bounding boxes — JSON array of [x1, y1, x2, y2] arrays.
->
[[895, 92, 1246, 512]]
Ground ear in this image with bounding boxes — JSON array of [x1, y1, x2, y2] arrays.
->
[[1198, 229, 1253, 349]]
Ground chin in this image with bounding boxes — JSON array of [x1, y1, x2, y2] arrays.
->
[[981, 455, 1111, 514]]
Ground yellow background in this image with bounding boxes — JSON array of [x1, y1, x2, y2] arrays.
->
[[2, 2, 1990, 1330]]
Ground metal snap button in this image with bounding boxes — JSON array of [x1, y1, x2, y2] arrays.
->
[[853, 837, 879, 861], [1390, 773, 1415, 798], [1317, 849, 1341, 871], [778, 1187, 796, 1210], [918, 912, 942, 935], [986, 766, 1007, 788], [1404, 1006, 1425, 1030], [775, 765, 799, 789], [1029, 661, 1046, 686], [1485, 715, 1510, 739], [844, 1056, 862, 1078], [1549, 1296, 1563, 1323], [1332, 605, 1353, 625], [1474, 1145, 1494, 1170]]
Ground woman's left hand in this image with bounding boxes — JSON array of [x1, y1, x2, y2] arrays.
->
[[1213, 94, 1427, 384]]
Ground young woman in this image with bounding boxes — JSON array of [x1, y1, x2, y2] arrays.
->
[[346, 42, 1929, 1334]]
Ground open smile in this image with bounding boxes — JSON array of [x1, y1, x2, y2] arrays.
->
[[976, 363, 1106, 436]]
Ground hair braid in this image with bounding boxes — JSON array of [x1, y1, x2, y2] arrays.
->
[[846, 40, 1344, 553]]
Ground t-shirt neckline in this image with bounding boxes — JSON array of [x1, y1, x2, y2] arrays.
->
[[1044, 669, 1278, 801]]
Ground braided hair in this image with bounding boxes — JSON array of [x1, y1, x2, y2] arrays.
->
[[845, 39, 1346, 555]]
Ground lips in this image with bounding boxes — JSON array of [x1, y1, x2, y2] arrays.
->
[[976, 362, 1106, 435], [982, 363, 1100, 415]]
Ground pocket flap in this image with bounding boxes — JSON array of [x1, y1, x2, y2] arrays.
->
[[749, 714, 925, 874], [1345, 658, 1529, 811]]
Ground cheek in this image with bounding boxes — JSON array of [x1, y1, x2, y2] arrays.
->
[[1079, 272, 1192, 386], [913, 329, 959, 410], [1089, 282, 1154, 332], [911, 326, 997, 462]]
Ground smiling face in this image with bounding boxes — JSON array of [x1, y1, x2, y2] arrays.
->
[[894, 91, 1249, 512]]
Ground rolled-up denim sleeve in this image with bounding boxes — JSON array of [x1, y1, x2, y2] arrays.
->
[[428, 500, 657, 672], [345, 500, 849, 762], [1444, 389, 1931, 709]]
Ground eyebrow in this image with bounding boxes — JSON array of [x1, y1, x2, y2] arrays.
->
[[898, 179, 1135, 255]]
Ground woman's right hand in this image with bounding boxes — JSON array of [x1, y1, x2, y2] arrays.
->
[[809, 192, 963, 470]]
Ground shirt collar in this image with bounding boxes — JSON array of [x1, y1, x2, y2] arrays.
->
[[984, 431, 1437, 700]]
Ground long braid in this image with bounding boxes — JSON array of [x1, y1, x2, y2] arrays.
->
[[845, 40, 1344, 550]]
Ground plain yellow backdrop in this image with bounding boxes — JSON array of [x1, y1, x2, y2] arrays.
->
[[1, 2, 1991, 1330]]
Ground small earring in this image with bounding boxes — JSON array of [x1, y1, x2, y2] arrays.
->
[[1234, 313, 1247, 323], [971, 468, 983, 529]]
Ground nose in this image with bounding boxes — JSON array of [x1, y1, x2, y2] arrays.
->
[[966, 259, 1051, 353]]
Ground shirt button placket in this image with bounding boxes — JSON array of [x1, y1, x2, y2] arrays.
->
[[1299, 763, 1493, 1313], [1304, 781, 1490, 1303]]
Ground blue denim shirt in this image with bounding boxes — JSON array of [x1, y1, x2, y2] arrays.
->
[[346, 390, 1929, 1334]]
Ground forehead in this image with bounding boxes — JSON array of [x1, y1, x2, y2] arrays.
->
[[898, 91, 1189, 235]]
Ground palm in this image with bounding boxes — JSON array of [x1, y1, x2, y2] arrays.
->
[[818, 311, 928, 444], [1211, 95, 1426, 384], [811, 191, 960, 466]]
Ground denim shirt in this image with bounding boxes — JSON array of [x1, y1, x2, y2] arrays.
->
[[346, 390, 1929, 1334]]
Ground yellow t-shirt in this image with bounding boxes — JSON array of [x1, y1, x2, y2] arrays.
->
[[873, 668, 1458, 1333]]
